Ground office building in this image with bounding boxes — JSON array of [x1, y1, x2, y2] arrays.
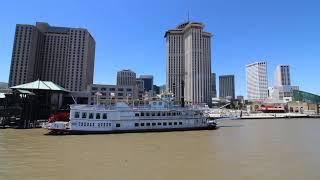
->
[[246, 61, 268, 101], [153, 85, 160, 95], [211, 73, 217, 98], [117, 69, 136, 86], [275, 65, 291, 86], [270, 65, 299, 102], [219, 75, 235, 99], [8, 22, 95, 91], [165, 21, 212, 104], [139, 75, 153, 92], [88, 84, 139, 105]]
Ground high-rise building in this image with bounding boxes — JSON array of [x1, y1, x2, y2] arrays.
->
[[219, 75, 235, 99], [8, 22, 95, 91], [246, 61, 268, 101], [270, 65, 298, 102], [117, 69, 136, 86], [139, 75, 153, 92], [165, 21, 212, 104], [275, 65, 291, 86], [211, 73, 217, 98]]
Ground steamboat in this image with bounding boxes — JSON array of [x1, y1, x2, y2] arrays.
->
[[43, 93, 217, 134]]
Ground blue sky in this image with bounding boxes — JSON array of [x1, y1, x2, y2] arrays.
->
[[0, 0, 319, 96]]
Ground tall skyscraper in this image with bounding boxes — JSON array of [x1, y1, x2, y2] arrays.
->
[[275, 65, 291, 86], [117, 69, 136, 86], [211, 73, 217, 98], [8, 22, 95, 91], [246, 61, 268, 101], [219, 75, 235, 99], [139, 75, 153, 92], [165, 21, 212, 104]]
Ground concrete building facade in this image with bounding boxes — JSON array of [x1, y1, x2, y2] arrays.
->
[[275, 65, 291, 86], [165, 21, 212, 104], [117, 69, 136, 86], [8, 22, 95, 92], [88, 84, 139, 105], [246, 61, 268, 101], [219, 75, 235, 99]]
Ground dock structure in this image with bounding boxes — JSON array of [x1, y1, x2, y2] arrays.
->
[[0, 80, 69, 128]]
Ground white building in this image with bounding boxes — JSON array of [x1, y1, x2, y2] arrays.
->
[[269, 65, 299, 102], [246, 61, 268, 101], [165, 21, 212, 105], [275, 65, 291, 86], [268, 85, 299, 103]]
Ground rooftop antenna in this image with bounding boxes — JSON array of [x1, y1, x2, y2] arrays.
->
[[187, 11, 190, 22]]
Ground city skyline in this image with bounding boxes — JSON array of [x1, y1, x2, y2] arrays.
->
[[1, 0, 320, 97]]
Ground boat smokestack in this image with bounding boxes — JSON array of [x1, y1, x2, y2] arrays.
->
[[181, 80, 185, 107]]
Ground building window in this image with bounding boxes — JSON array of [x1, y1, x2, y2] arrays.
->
[[157, 122, 161, 125], [135, 113, 139, 117], [102, 113, 107, 119], [152, 123, 156, 126], [151, 112, 155, 116], [163, 122, 167, 126], [146, 112, 150, 116], [96, 113, 101, 119], [74, 112, 80, 118], [169, 122, 172, 125], [141, 123, 145, 126], [116, 123, 120, 127], [89, 113, 94, 119], [174, 122, 177, 125], [141, 112, 144, 116], [179, 122, 182, 125], [135, 123, 139, 127], [146, 123, 150, 126], [82, 112, 87, 119]]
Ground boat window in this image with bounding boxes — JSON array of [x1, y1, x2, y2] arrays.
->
[[141, 123, 145, 126], [96, 113, 101, 119], [174, 122, 177, 125], [89, 113, 94, 119], [82, 112, 87, 119], [74, 112, 80, 118], [141, 112, 144, 116], [179, 122, 182, 125], [146, 123, 150, 126], [169, 122, 172, 125], [135, 123, 139, 127], [163, 122, 167, 126], [152, 123, 156, 126], [146, 112, 150, 116], [102, 113, 107, 119], [157, 122, 161, 125], [135, 113, 139, 117], [151, 112, 155, 116], [157, 112, 161, 116], [116, 123, 120, 127]]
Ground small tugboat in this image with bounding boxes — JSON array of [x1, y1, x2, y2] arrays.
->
[[42, 93, 218, 134]]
